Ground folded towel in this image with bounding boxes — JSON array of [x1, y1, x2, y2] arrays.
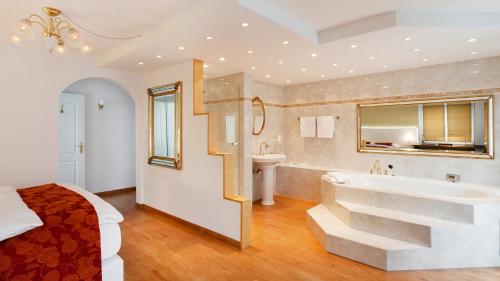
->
[[327, 172, 350, 184], [300, 117, 316, 138], [317, 116, 335, 138]]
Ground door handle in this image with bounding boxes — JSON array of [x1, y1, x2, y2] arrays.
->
[[79, 142, 84, 154]]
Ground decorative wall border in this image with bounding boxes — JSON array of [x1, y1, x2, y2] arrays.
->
[[203, 87, 500, 108]]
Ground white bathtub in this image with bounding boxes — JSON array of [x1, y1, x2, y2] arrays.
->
[[325, 171, 500, 202]]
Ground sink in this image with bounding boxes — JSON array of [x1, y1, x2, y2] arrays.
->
[[253, 154, 286, 205], [252, 154, 286, 165]]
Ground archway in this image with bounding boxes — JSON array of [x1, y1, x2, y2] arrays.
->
[[57, 78, 136, 194]]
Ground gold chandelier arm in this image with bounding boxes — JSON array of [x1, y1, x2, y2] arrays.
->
[[54, 17, 72, 31], [27, 14, 48, 33]]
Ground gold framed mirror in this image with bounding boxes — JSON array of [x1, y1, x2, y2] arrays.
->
[[252, 96, 266, 135], [148, 81, 183, 169], [357, 95, 494, 159]]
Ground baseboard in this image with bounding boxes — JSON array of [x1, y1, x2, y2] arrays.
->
[[94, 187, 136, 196], [135, 203, 242, 249]]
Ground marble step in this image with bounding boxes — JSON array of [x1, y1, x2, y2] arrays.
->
[[333, 185, 475, 224], [307, 204, 427, 271], [335, 201, 468, 247]]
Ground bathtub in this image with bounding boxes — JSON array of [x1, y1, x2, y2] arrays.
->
[[324, 171, 500, 202]]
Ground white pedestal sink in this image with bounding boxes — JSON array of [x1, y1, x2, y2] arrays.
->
[[253, 154, 286, 205]]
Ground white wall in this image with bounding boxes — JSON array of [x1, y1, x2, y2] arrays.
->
[[141, 60, 242, 241], [0, 38, 243, 241], [63, 79, 136, 193], [0, 39, 144, 201]]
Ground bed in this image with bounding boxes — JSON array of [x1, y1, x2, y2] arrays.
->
[[0, 183, 124, 281]]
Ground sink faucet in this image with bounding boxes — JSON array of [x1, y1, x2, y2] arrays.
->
[[259, 142, 270, 155], [370, 160, 382, 175]]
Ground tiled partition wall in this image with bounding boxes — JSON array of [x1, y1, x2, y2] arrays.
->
[[283, 56, 500, 187]]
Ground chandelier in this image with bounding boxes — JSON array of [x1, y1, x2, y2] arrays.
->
[[16, 6, 142, 54]]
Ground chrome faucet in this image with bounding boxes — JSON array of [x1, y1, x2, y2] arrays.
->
[[446, 173, 460, 183], [370, 160, 382, 175], [259, 142, 270, 155]]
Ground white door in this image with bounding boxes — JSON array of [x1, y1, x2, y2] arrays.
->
[[58, 93, 85, 188]]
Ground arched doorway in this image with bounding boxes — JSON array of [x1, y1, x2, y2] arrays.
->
[[58, 78, 136, 194]]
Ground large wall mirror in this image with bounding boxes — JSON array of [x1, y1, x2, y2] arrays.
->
[[148, 81, 183, 169], [357, 96, 494, 159]]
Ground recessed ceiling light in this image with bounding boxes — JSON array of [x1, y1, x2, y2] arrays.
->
[[138, 62, 144, 65], [285, 80, 291, 83], [320, 74, 326, 78], [156, 55, 162, 59], [350, 44, 357, 49], [178, 46, 184, 50], [241, 22, 249, 27], [311, 53, 317, 57], [382, 65, 388, 68], [224, 82, 230, 85], [473, 70, 480, 74], [332, 63, 338, 67], [422, 58, 429, 63], [413, 48, 420, 52], [265, 74, 271, 78], [282, 41, 289, 45], [278, 60, 284, 64], [256, 84, 261, 87], [251, 66, 256, 70], [383, 86, 389, 89], [470, 51, 478, 55], [205, 36, 213, 40], [203, 64, 208, 68], [319, 88, 324, 91], [467, 38, 477, 43], [404, 37, 412, 41], [247, 50, 254, 54], [348, 70, 354, 73], [369, 56, 375, 60], [301, 68, 307, 72], [219, 57, 226, 61]]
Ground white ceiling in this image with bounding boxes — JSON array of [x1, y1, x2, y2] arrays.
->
[[3, 0, 500, 85]]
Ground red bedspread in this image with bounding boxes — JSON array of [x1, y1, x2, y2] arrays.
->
[[0, 183, 102, 281]]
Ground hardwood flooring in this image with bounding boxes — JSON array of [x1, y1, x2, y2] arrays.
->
[[99, 190, 500, 281]]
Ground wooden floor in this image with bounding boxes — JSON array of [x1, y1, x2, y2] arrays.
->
[[100, 191, 500, 281]]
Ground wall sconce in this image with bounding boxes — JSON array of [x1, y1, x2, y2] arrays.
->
[[98, 99, 104, 110]]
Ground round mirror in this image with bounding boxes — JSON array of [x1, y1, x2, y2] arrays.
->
[[252, 96, 266, 135]]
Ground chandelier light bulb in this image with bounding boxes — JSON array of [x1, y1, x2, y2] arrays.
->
[[19, 18, 32, 32], [68, 28, 79, 41]]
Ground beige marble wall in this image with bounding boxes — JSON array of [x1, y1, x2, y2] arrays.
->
[[251, 81, 286, 155], [283, 56, 500, 187], [205, 74, 243, 196], [250, 80, 286, 200]]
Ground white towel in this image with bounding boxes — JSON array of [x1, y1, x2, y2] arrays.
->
[[300, 117, 316, 138], [317, 116, 335, 138]]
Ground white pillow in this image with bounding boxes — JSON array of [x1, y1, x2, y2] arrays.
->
[[0, 188, 43, 241], [0, 186, 13, 195]]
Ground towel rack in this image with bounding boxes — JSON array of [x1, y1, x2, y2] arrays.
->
[[298, 116, 340, 121]]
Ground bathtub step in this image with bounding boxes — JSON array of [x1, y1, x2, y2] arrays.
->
[[307, 204, 427, 271], [336, 201, 468, 247]]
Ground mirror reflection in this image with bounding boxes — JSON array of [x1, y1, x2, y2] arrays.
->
[[358, 96, 493, 158], [252, 97, 265, 135], [148, 81, 182, 169]]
